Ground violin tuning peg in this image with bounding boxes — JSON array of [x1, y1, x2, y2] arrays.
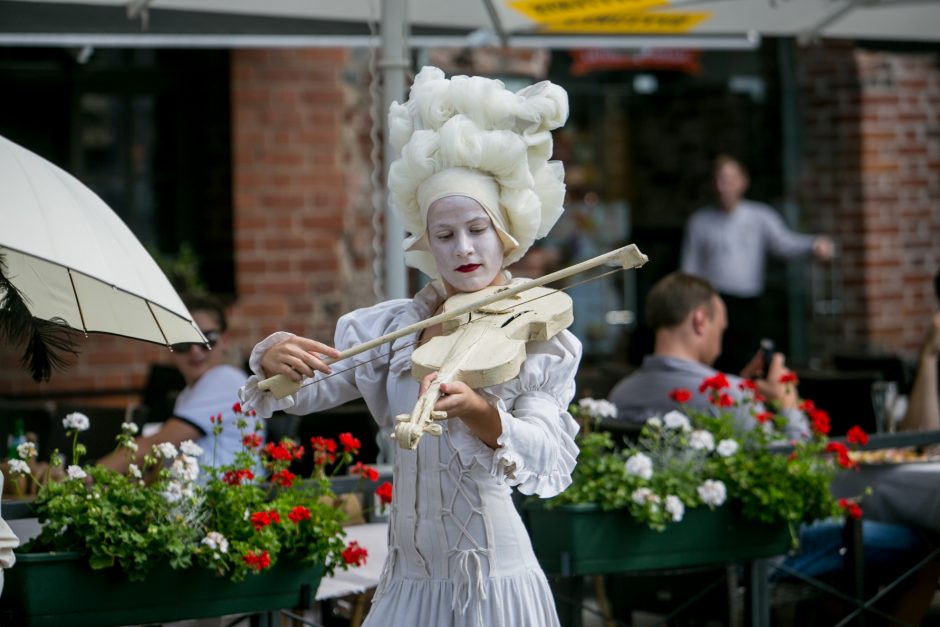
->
[[431, 410, 448, 421], [425, 424, 443, 436]]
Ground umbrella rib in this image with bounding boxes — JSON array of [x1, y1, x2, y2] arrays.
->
[[66, 268, 90, 334], [144, 300, 170, 347]]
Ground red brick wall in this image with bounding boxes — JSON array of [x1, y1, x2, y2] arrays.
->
[[796, 42, 940, 359], [227, 47, 377, 362], [0, 47, 377, 404]]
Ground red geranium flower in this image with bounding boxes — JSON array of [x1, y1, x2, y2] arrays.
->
[[342, 541, 368, 566], [288, 505, 311, 524], [810, 409, 831, 435], [339, 432, 362, 453], [754, 411, 774, 424], [826, 442, 855, 468], [243, 433, 263, 449], [839, 498, 863, 519], [738, 379, 757, 392], [243, 549, 271, 571], [222, 468, 255, 486], [698, 373, 730, 393], [232, 402, 242, 414], [351, 461, 380, 482], [375, 481, 393, 505], [668, 388, 693, 404], [846, 425, 869, 446], [779, 372, 799, 385], [250, 510, 282, 531], [263, 442, 293, 462], [271, 469, 296, 488]]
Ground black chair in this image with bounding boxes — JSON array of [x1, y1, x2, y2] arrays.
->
[[832, 353, 912, 392]]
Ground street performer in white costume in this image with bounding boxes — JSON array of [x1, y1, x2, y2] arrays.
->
[[240, 66, 581, 626]]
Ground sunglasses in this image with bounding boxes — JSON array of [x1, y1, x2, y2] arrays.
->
[[171, 330, 221, 354]]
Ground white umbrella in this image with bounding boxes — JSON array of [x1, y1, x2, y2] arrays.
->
[[0, 132, 206, 380]]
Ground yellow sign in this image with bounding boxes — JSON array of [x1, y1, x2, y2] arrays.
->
[[508, 0, 668, 22], [541, 11, 711, 34]]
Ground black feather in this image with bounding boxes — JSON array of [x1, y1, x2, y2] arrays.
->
[[0, 253, 80, 381]]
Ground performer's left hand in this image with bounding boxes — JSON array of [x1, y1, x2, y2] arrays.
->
[[420, 373, 501, 448]]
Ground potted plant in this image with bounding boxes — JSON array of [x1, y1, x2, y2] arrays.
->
[[2, 404, 392, 627], [525, 375, 869, 576]]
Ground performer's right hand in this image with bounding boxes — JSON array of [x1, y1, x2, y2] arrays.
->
[[261, 337, 341, 382]]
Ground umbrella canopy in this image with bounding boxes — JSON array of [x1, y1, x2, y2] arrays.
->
[[2, 0, 939, 45], [0, 132, 206, 379]]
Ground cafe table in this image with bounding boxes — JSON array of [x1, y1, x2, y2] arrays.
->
[[823, 429, 940, 625]]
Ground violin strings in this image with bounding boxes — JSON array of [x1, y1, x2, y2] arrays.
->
[[294, 266, 626, 390]]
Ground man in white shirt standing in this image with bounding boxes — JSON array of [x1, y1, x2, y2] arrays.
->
[[680, 155, 833, 372]]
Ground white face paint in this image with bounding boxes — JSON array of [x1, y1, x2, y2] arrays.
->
[[426, 195, 506, 295]]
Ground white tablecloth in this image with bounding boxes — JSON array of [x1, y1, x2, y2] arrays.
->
[[316, 522, 388, 600], [831, 462, 940, 534]]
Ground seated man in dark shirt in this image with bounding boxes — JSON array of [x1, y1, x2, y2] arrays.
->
[[608, 271, 807, 439], [607, 271, 938, 624]]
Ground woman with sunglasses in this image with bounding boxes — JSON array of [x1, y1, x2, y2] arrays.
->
[[240, 67, 579, 627], [97, 293, 249, 473]]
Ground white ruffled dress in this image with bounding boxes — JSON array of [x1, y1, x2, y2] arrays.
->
[[243, 280, 582, 627]]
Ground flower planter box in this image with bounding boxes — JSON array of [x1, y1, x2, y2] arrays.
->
[[524, 502, 791, 576], [0, 551, 324, 627]]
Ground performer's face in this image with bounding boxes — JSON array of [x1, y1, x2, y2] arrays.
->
[[426, 196, 506, 295]]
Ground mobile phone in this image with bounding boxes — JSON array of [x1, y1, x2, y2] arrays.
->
[[759, 338, 775, 375]]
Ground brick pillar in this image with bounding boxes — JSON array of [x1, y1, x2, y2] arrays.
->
[[796, 42, 940, 359], [229, 48, 378, 360]]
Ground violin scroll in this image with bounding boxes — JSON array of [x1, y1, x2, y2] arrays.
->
[[392, 379, 447, 450]]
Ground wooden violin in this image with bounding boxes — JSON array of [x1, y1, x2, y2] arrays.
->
[[256, 244, 649, 448]]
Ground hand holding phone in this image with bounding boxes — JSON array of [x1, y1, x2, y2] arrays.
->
[[759, 338, 775, 377]]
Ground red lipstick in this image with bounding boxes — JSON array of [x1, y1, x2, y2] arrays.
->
[[456, 264, 481, 273]]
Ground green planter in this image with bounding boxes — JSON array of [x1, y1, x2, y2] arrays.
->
[[0, 551, 324, 627], [525, 502, 791, 576]]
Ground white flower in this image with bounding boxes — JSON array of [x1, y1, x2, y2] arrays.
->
[[16, 441, 38, 460], [124, 440, 139, 453], [8, 459, 30, 475], [625, 452, 654, 480], [665, 495, 685, 522], [577, 397, 618, 420], [662, 410, 691, 432], [179, 440, 204, 458], [717, 439, 740, 457], [631, 487, 655, 505], [647, 417, 662, 429], [121, 422, 139, 435], [66, 465, 87, 481], [162, 481, 183, 503], [697, 479, 728, 507], [128, 464, 142, 479], [154, 442, 179, 459], [689, 430, 715, 452], [202, 531, 229, 554], [63, 412, 90, 432], [170, 455, 200, 483]]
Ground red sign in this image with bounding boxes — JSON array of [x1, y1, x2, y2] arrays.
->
[[569, 48, 701, 76]]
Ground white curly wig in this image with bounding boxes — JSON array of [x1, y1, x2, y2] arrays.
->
[[387, 66, 569, 279]]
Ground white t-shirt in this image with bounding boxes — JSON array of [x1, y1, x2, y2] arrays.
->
[[173, 364, 249, 470]]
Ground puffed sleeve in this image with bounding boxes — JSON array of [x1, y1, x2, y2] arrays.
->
[[448, 330, 582, 498], [239, 298, 425, 420], [239, 330, 362, 419]]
